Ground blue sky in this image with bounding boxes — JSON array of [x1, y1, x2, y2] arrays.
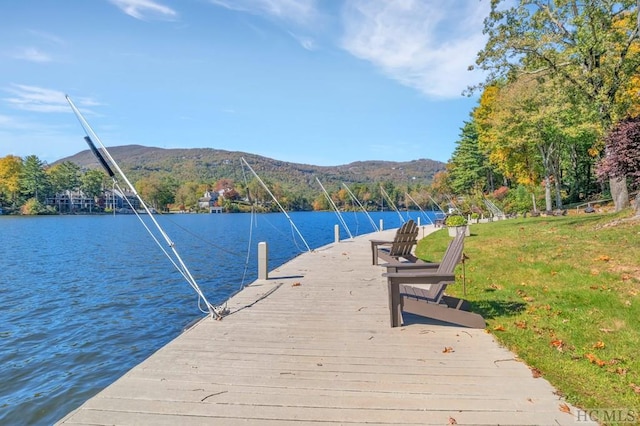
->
[[0, 0, 489, 166]]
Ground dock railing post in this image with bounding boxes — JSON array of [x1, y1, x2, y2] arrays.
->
[[379, 219, 384, 231], [258, 242, 268, 280], [334, 224, 340, 243]]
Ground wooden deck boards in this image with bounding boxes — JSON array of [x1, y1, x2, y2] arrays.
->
[[57, 228, 593, 425]]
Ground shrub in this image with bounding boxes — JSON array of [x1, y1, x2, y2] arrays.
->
[[445, 214, 467, 226]]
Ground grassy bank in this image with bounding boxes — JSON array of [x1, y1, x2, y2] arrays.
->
[[415, 212, 640, 413]]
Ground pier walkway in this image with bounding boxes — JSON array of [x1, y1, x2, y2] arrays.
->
[[58, 227, 591, 425]]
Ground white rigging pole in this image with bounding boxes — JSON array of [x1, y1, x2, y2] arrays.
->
[[240, 157, 311, 252], [380, 185, 405, 223], [342, 183, 379, 232], [316, 177, 353, 240], [405, 192, 434, 225], [66, 95, 219, 319]]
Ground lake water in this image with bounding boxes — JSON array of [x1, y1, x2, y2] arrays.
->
[[0, 210, 435, 425]]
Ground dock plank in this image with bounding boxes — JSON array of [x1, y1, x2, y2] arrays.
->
[[57, 228, 594, 425]]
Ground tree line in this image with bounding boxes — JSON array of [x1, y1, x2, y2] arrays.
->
[[0, 154, 459, 216]]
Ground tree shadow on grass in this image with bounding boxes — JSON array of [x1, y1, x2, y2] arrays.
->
[[468, 299, 527, 320]]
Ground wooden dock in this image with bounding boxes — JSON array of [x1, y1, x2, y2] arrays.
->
[[57, 227, 592, 425]]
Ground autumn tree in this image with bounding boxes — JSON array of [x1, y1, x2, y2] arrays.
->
[[475, 0, 640, 211], [175, 182, 205, 211], [597, 116, 640, 213], [0, 155, 23, 208], [135, 174, 176, 211]]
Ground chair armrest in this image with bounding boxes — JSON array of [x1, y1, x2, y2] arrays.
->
[[370, 239, 393, 265], [382, 272, 455, 285], [382, 262, 440, 272]]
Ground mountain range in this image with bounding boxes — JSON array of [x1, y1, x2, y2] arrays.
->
[[58, 145, 445, 193]]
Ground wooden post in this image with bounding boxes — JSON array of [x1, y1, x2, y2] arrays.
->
[[258, 242, 268, 280], [334, 224, 340, 243]]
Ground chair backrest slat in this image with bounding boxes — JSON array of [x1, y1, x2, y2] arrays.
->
[[388, 220, 418, 257], [436, 231, 465, 275]]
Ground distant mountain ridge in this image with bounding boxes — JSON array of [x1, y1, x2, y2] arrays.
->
[[57, 145, 445, 192]]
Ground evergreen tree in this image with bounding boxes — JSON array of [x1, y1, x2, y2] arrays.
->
[[20, 155, 49, 201], [448, 119, 495, 195], [48, 161, 81, 194]]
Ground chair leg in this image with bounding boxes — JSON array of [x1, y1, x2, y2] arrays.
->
[[388, 280, 402, 327]]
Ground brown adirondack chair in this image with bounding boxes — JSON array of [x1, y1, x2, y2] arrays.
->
[[382, 231, 485, 329], [370, 220, 419, 265]]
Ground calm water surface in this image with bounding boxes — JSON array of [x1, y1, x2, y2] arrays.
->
[[0, 210, 433, 425]]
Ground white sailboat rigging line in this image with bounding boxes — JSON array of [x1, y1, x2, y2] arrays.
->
[[342, 183, 379, 232], [380, 185, 405, 223], [65, 95, 221, 319], [240, 157, 311, 252], [316, 177, 353, 240], [428, 194, 447, 221], [405, 192, 434, 225]]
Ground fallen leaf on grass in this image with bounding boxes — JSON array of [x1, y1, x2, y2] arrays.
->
[[514, 320, 527, 329], [593, 341, 606, 349], [585, 353, 606, 367], [595, 255, 612, 262], [493, 325, 505, 331], [531, 367, 542, 378], [630, 383, 640, 394], [442, 347, 455, 353], [551, 339, 564, 351], [559, 403, 572, 414]]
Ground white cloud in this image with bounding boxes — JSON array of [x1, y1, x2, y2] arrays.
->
[[340, 0, 488, 99], [288, 31, 316, 50], [109, 0, 177, 21], [15, 47, 52, 63], [3, 85, 99, 113], [209, 0, 318, 26], [209, 0, 321, 49]]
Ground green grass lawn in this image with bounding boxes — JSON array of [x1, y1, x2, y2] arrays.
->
[[415, 212, 640, 413]]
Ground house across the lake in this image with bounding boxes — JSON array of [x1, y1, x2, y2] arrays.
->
[[198, 191, 223, 213]]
